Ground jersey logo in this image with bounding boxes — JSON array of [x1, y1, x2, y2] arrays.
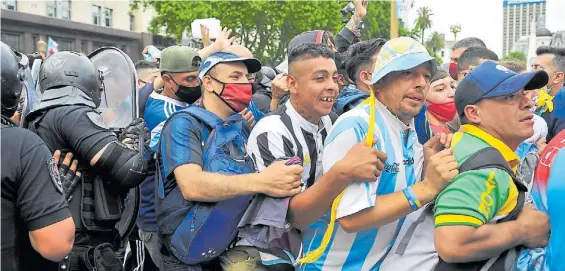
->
[[384, 162, 400, 174], [479, 171, 497, 218], [47, 157, 64, 195], [87, 111, 110, 130]]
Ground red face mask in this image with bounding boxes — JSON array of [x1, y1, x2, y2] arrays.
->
[[449, 62, 458, 80], [427, 101, 457, 122], [210, 76, 252, 113]]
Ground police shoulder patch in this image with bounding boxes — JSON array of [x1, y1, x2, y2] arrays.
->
[[87, 111, 110, 130], [47, 157, 64, 195]]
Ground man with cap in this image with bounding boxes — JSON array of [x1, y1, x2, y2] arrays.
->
[[432, 61, 550, 269], [315, 37, 458, 271], [154, 51, 304, 270], [138, 45, 203, 270]]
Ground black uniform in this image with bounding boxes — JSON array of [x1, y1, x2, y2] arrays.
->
[[1, 121, 73, 271], [0, 41, 72, 271], [26, 51, 148, 271]]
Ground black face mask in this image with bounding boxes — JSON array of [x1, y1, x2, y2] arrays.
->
[[170, 77, 201, 104]]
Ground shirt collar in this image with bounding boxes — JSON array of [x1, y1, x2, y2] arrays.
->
[[150, 91, 187, 107], [285, 100, 324, 134], [461, 124, 520, 166]]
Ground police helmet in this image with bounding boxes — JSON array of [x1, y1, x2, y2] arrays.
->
[[39, 51, 104, 107], [1, 41, 25, 117]]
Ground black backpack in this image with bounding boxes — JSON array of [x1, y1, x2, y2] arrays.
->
[[434, 147, 528, 271]]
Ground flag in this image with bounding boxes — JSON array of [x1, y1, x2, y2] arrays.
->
[[47, 37, 58, 56]]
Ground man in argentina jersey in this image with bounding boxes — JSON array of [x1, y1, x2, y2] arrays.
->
[[310, 37, 459, 271], [247, 43, 387, 268], [138, 45, 202, 269]]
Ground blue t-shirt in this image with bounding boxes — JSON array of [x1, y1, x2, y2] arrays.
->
[[136, 92, 187, 232]]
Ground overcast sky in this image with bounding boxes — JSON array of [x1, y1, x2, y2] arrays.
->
[[404, 0, 565, 57]]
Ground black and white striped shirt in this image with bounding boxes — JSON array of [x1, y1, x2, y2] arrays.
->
[[247, 100, 335, 188]]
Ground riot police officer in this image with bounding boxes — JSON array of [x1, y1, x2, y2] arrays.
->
[[1, 41, 76, 271], [26, 51, 149, 271]]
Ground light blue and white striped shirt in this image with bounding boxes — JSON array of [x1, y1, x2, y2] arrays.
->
[[145, 92, 187, 152], [300, 98, 430, 271]]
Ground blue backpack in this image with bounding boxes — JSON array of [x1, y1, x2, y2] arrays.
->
[[156, 106, 255, 265]]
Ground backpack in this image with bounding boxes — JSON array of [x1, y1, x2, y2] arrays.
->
[[155, 106, 255, 265], [434, 147, 528, 271]]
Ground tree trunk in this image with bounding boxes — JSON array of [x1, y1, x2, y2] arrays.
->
[[421, 29, 425, 44]]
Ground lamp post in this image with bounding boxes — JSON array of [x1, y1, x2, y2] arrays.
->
[[450, 24, 461, 41]]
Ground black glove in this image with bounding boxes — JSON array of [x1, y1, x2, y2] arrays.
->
[[58, 161, 81, 201], [119, 118, 149, 151]]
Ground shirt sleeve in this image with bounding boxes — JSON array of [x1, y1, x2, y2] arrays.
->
[[17, 131, 71, 231], [247, 118, 295, 171], [323, 115, 379, 219], [159, 114, 203, 180], [434, 168, 512, 228], [335, 27, 360, 53], [55, 107, 117, 161]]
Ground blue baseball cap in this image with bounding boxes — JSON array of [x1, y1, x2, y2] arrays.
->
[[370, 37, 436, 85], [455, 61, 549, 116], [198, 52, 261, 81]]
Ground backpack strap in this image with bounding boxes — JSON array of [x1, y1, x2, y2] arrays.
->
[[155, 107, 222, 199], [458, 147, 527, 222]]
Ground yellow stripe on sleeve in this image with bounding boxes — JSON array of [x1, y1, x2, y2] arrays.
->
[[435, 214, 484, 228]]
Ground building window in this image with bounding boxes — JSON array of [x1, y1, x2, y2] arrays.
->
[[92, 5, 101, 25], [46, 0, 57, 17], [46, 0, 71, 20], [103, 8, 113, 27], [60, 0, 71, 20], [3, 0, 17, 10], [130, 15, 134, 31], [1, 32, 20, 51]]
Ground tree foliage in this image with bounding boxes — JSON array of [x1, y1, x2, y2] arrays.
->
[[426, 31, 445, 54], [502, 51, 527, 62], [415, 6, 433, 44], [130, 0, 390, 66]]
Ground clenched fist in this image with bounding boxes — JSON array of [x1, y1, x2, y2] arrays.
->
[[422, 148, 459, 196]]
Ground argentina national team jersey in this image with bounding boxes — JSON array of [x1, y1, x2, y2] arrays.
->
[[301, 98, 428, 271], [145, 92, 188, 152]]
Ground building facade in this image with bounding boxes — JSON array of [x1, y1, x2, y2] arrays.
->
[[503, 0, 547, 57], [1, 0, 177, 61]]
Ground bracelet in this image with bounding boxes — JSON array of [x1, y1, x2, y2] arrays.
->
[[403, 186, 422, 211]]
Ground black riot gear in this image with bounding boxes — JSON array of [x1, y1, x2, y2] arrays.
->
[[26, 48, 147, 271], [1, 41, 25, 117], [39, 51, 104, 107]]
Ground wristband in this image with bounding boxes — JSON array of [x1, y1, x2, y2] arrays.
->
[[403, 186, 422, 211]]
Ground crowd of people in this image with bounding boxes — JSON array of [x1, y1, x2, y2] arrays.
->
[[2, 1, 565, 271]]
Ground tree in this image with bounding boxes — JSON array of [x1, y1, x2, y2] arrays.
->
[[415, 6, 433, 44], [130, 0, 390, 66], [502, 51, 527, 62], [425, 31, 445, 55]]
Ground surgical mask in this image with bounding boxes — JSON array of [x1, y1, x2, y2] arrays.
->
[[170, 77, 201, 104], [209, 76, 253, 113], [427, 101, 457, 122], [449, 62, 458, 80]]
